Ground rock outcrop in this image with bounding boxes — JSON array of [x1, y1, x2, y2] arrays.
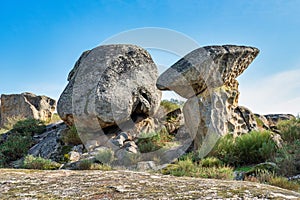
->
[[57, 44, 161, 149], [157, 45, 259, 153], [0, 92, 56, 127]]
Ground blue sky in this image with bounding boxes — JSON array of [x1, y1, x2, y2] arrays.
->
[[0, 0, 299, 115]]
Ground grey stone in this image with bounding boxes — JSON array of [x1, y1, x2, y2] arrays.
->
[[157, 45, 259, 98], [28, 123, 68, 161], [57, 44, 161, 128], [0, 92, 56, 127], [136, 161, 157, 171]]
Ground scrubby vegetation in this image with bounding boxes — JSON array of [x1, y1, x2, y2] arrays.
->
[[61, 125, 82, 145], [23, 155, 61, 170], [160, 99, 183, 112], [12, 118, 46, 135], [209, 130, 277, 166], [137, 128, 175, 153]]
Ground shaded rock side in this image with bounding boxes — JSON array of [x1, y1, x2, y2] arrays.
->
[[57, 44, 161, 132], [0, 92, 56, 127], [157, 45, 259, 98]]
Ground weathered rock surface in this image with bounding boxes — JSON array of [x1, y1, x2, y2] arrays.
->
[[0, 92, 56, 127], [0, 169, 299, 199], [57, 44, 161, 129], [157, 45, 259, 98], [158, 45, 259, 153], [264, 114, 295, 127], [28, 122, 68, 161]]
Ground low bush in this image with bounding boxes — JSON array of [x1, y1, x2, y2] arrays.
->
[[162, 157, 233, 180], [268, 176, 299, 192], [272, 140, 300, 176], [13, 118, 46, 135], [0, 134, 33, 166], [160, 99, 181, 112], [62, 126, 82, 145], [277, 118, 300, 143], [23, 155, 61, 170], [95, 148, 114, 165], [210, 131, 277, 166], [77, 159, 93, 170], [200, 157, 223, 168], [137, 128, 174, 153]]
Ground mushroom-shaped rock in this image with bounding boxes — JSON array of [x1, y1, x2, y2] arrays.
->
[[157, 45, 259, 98], [57, 44, 161, 140]]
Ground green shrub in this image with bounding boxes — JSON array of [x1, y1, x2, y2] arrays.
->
[[13, 118, 46, 135], [62, 126, 82, 145], [269, 176, 299, 192], [0, 134, 33, 166], [277, 118, 300, 143], [200, 157, 223, 168], [137, 128, 174, 153], [95, 148, 114, 165], [160, 99, 181, 112], [273, 140, 300, 176], [210, 131, 277, 166], [47, 113, 62, 124], [162, 156, 233, 180], [77, 159, 93, 170], [23, 155, 60, 170]]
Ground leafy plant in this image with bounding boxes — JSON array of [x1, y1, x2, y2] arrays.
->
[[277, 118, 300, 143], [62, 126, 82, 145], [0, 133, 33, 166], [23, 155, 60, 170], [210, 131, 277, 166], [137, 128, 174, 153], [200, 157, 223, 168], [269, 176, 299, 192], [95, 148, 114, 165], [12, 118, 46, 135], [160, 99, 181, 112]]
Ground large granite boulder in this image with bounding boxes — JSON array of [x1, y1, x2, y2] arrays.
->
[[157, 45, 259, 154], [57, 44, 161, 149], [157, 45, 259, 99], [0, 92, 56, 127]]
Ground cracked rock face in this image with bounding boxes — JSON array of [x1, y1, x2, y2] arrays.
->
[[157, 45, 259, 99], [57, 44, 161, 134], [0, 92, 56, 127], [157, 45, 259, 153]]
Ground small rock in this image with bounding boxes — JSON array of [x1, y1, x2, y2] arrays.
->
[[136, 161, 157, 171]]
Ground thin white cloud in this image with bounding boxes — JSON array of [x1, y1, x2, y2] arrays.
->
[[239, 69, 300, 116]]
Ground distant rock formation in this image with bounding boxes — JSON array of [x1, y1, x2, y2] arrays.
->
[[57, 44, 161, 149], [0, 92, 56, 127], [157, 45, 259, 153]]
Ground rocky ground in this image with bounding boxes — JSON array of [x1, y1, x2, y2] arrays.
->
[[0, 169, 299, 199]]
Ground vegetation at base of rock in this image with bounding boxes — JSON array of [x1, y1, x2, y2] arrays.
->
[[46, 113, 62, 124], [268, 176, 299, 191], [277, 118, 300, 143], [199, 157, 224, 168], [0, 134, 33, 167], [137, 128, 174, 153], [160, 99, 182, 112], [62, 125, 82, 145], [162, 156, 233, 180], [23, 155, 61, 170], [12, 118, 46, 135], [209, 131, 277, 166], [272, 139, 300, 176], [95, 148, 114, 165]]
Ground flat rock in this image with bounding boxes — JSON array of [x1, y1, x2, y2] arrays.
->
[[157, 45, 259, 98]]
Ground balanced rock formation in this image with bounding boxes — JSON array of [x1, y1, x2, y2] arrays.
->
[[157, 45, 259, 154], [0, 92, 56, 127], [57, 44, 161, 149]]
